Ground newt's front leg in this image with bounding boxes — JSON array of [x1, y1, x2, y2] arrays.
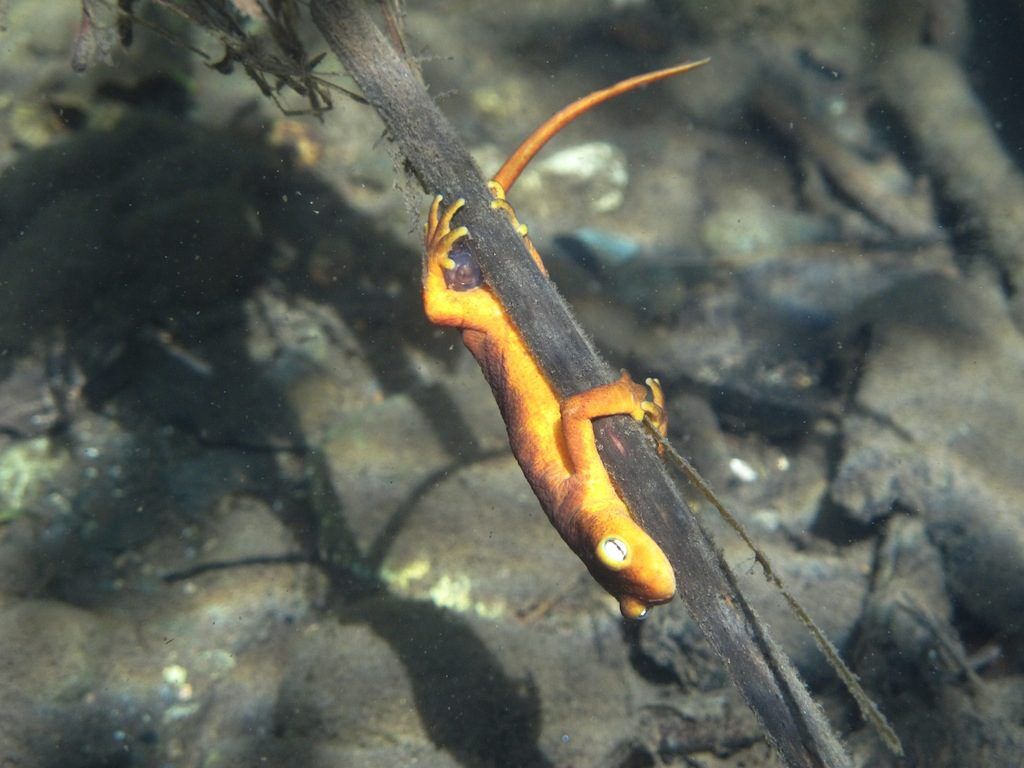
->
[[557, 372, 676, 618], [422, 195, 504, 331]]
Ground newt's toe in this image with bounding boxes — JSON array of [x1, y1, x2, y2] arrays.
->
[[425, 196, 470, 271], [641, 377, 668, 437]]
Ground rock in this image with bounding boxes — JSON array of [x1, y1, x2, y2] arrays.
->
[[879, 47, 1024, 294], [0, 599, 114, 766], [0, 599, 102, 700], [831, 274, 1024, 633], [274, 620, 455, 753], [148, 495, 326, 651], [857, 516, 955, 692], [529, 141, 630, 214]]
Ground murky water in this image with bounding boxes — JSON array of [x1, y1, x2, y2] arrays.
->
[[0, 2, 1021, 766]]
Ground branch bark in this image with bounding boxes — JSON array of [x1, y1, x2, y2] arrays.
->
[[310, 2, 851, 765]]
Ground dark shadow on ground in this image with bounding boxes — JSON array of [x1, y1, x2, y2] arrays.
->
[[0, 109, 549, 767], [344, 594, 552, 768]]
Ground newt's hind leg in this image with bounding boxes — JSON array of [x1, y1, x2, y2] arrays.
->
[[423, 195, 504, 331], [487, 180, 548, 276], [557, 371, 675, 618]]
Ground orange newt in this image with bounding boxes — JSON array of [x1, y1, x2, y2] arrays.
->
[[423, 61, 707, 618]]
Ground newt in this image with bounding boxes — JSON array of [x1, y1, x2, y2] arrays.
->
[[423, 61, 707, 618]]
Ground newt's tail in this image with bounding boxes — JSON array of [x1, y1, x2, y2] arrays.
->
[[492, 59, 710, 193]]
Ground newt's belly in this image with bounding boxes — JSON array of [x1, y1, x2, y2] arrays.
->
[[462, 323, 571, 501]]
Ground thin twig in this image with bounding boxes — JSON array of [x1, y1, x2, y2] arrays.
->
[[644, 418, 903, 756]]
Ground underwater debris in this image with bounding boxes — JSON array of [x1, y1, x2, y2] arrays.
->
[[150, 0, 363, 115], [64, 0, 357, 115]]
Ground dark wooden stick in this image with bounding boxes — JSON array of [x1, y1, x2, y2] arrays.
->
[[310, 2, 851, 765]]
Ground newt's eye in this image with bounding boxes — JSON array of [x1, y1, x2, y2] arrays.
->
[[444, 242, 483, 291], [597, 536, 632, 570]]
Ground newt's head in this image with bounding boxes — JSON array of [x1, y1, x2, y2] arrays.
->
[[582, 515, 676, 619]]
